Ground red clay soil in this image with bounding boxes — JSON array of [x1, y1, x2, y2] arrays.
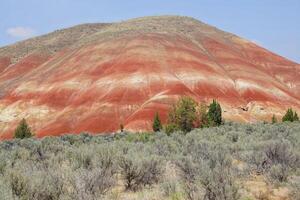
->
[[0, 16, 299, 139]]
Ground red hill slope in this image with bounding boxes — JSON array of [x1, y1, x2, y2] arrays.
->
[[0, 16, 299, 138]]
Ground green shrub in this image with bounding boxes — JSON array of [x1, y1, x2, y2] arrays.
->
[[125, 132, 153, 143], [207, 99, 222, 126], [198, 103, 213, 128], [164, 123, 180, 135], [152, 112, 163, 132], [168, 96, 198, 133], [272, 114, 277, 124], [282, 108, 299, 122], [14, 119, 33, 139]]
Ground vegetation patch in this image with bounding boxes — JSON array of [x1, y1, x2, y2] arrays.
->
[[0, 121, 299, 199]]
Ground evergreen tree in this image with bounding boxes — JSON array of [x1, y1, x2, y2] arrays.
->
[[14, 118, 33, 139], [294, 112, 299, 121], [152, 112, 162, 132], [208, 99, 222, 126], [271, 114, 277, 124], [168, 96, 197, 133], [282, 108, 294, 122]]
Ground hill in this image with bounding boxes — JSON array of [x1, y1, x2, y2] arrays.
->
[[0, 16, 299, 138]]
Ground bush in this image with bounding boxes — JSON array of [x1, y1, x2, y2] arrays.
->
[[282, 108, 299, 122], [228, 131, 239, 143], [264, 141, 299, 170], [177, 149, 239, 200], [168, 96, 198, 133], [124, 132, 153, 143], [176, 157, 201, 200], [14, 119, 33, 139], [72, 150, 93, 170], [268, 164, 288, 183], [164, 123, 180, 135], [28, 172, 63, 200], [152, 112, 163, 132], [261, 141, 299, 182], [73, 167, 116, 198], [8, 170, 29, 199], [161, 181, 179, 197], [207, 99, 222, 126], [119, 155, 163, 191], [248, 151, 268, 174], [197, 103, 213, 128], [271, 114, 277, 124]]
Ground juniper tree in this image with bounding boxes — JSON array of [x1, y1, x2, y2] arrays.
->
[[168, 96, 198, 133], [294, 112, 299, 121], [282, 108, 295, 122], [14, 118, 33, 139], [152, 112, 162, 132], [208, 99, 222, 126]]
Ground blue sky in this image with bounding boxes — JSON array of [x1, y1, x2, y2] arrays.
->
[[1, 0, 299, 63]]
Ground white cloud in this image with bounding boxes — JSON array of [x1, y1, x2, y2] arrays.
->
[[6, 27, 36, 38]]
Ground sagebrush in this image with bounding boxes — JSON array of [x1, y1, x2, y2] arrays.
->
[[0, 122, 299, 199]]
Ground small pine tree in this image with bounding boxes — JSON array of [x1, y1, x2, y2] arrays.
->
[[152, 112, 162, 132], [14, 118, 33, 139], [208, 99, 222, 126], [282, 108, 294, 122], [294, 112, 299, 121], [271, 114, 277, 124]]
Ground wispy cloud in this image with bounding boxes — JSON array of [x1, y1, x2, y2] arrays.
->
[[6, 27, 36, 38]]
